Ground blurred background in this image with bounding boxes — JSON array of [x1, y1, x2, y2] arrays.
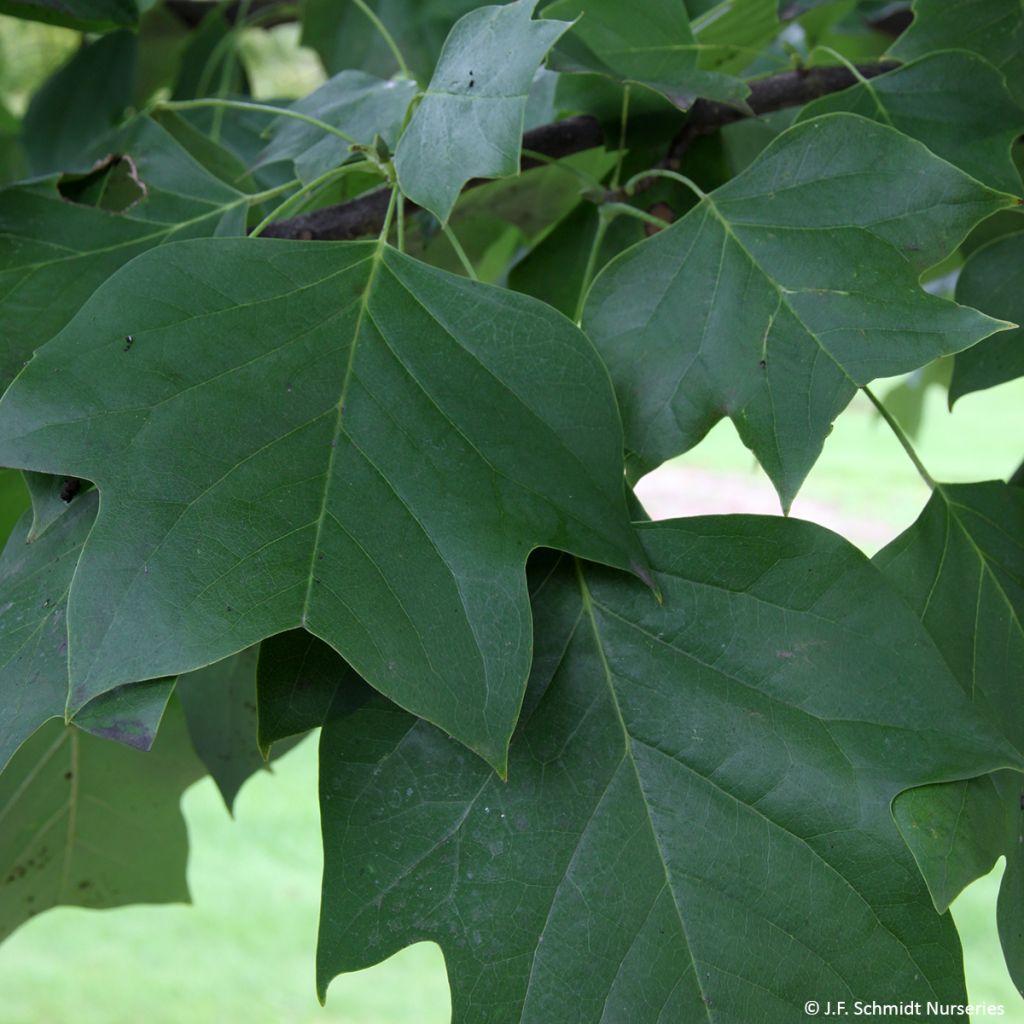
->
[[1, 11, 1022, 1023]]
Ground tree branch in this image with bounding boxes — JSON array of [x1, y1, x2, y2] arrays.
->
[[262, 61, 898, 242]]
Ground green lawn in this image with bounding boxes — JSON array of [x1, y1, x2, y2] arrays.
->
[[0, 375, 1021, 1021]]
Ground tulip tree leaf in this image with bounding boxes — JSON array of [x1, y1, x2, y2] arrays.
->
[[0, 699, 204, 944], [0, 116, 254, 393], [0, 0, 137, 32], [545, 0, 750, 109], [0, 493, 96, 772], [890, 0, 1024, 106], [876, 482, 1024, 991], [317, 518, 1019, 1021], [394, 0, 572, 223], [691, 0, 780, 76], [177, 647, 276, 812], [256, 630, 371, 758], [950, 232, 1024, 403], [0, 236, 648, 774], [581, 114, 1014, 510], [72, 678, 176, 752], [257, 71, 417, 186], [798, 51, 1024, 195]]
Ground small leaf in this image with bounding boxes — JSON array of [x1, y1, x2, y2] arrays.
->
[[22, 472, 89, 543], [72, 678, 176, 752], [257, 71, 417, 185], [394, 0, 571, 223], [0, 700, 204, 945], [545, 0, 749, 108], [0, 237, 648, 773], [317, 518, 1018, 1019], [582, 113, 1014, 509], [177, 647, 275, 812], [798, 51, 1024, 194], [692, 0, 780, 76], [876, 481, 1024, 991], [951, 231, 1024, 403]]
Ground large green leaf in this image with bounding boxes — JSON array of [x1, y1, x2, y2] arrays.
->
[[0, 236, 647, 773], [582, 113, 1013, 509], [876, 482, 1024, 991], [545, 0, 749, 108], [302, 0, 483, 83], [394, 0, 571, 223], [890, 0, 1024, 106], [0, 699, 203, 944], [0, 493, 96, 771], [0, 116, 255, 393], [0, 0, 136, 32], [256, 71, 417, 185], [950, 232, 1024, 403], [318, 518, 1018, 1020], [798, 51, 1024, 194]]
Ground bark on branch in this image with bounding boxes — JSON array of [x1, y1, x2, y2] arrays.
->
[[262, 61, 898, 242]]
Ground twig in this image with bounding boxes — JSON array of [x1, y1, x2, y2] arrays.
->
[[263, 62, 897, 241]]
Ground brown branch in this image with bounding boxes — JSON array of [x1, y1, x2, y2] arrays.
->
[[263, 61, 898, 242], [165, 0, 294, 28]]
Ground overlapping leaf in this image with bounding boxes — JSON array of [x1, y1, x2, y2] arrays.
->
[[890, 0, 1024, 106], [0, 235, 647, 773], [394, 0, 571, 222], [581, 113, 1014, 509], [317, 518, 1018, 1021], [0, 700, 203, 943], [876, 482, 1024, 991], [950, 232, 1024, 403], [545, 0, 750, 108], [798, 51, 1024, 194], [0, 116, 254, 392], [257, 71, 417, 185]]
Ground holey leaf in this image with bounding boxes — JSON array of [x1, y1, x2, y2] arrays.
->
[[394, 0, 572, 223], [317, 519, 1020, 1022], [0, 237, 648, 773], [876, 482, 1024, 990], [582, 113, 1015, 510]]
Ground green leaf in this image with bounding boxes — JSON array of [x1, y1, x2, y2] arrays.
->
[[876, 482, 1024, 991], [394, 0, 571, 223], [951, 231, 1024, 403], [257, 71, 416, 185], [797, 51, 1024, 194], [0, 0, 137, 32], [545, 0, 749, 109], [256, 631, 370, 758], [22, 472, 85, 543], [318, 518, 1018, 1019], [0, 236, 648, 773], [22, 30, 137, 176], [0, 699, 203, 945], [0, 493, 96, 772], [72, 678, 175, 751], [0, 116, 253, 393], [177, 647, 271, 812], [890, 0, 1024, 106], [691, 0, 780, 76], [582, 113, 1013, 509], [301, 0, 483, 83]]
